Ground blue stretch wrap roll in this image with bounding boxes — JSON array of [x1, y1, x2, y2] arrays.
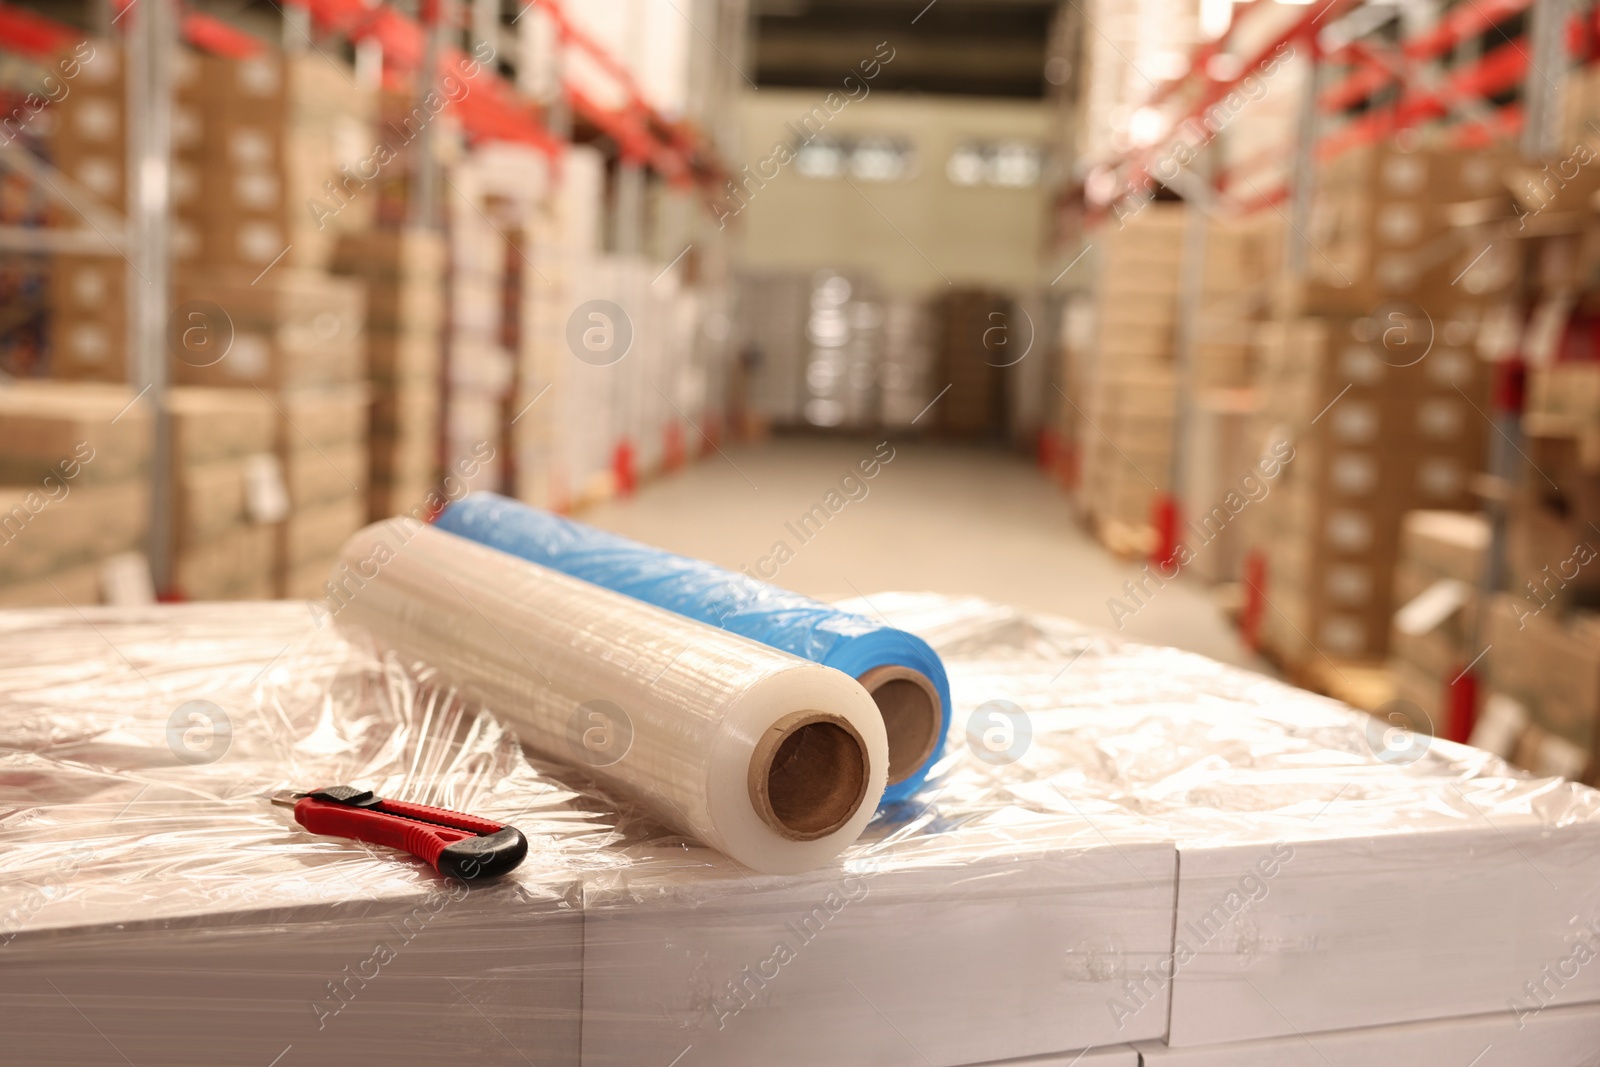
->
[[436, 492, 950, 803]]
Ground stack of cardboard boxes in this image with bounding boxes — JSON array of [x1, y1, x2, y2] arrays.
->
[[1472, 356, 1600, 785], [169, 269, 368, 598], [1288, 140, 1513, 318], [1482, 592, 1600, 784], [1176, 215, 1281, 582], [1075, 205, 1183, 544], [1251, 311, 1492, 665], [333, 230, 444, 521], [930, 288, 1011, 441], [1067, 207, 1281, 557], [168, 388, 279, 600], [1192, 215, 1280, 390], [49, 46, 376, 599], [443, 163, 514, 499], [172, 52, 375, 599], [48, 43, 134, 382], [170, 52, 376, 273], [0, 383, 151, 606], [50, 47, 376, 378], [1248, 143, 1509, 669], [273, 386, 370, 598], [516, 145, 604, 511], [1385, 510, 1488, 731]]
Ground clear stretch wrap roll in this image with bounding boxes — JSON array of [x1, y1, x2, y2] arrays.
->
[[435, 492, 952, 804], [331, 521, 888, 874]]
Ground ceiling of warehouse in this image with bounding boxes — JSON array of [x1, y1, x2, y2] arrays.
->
[[751, 0, 1056, 99]]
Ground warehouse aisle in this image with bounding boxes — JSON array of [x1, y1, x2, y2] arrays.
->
[[584, 437, 1262, 669]]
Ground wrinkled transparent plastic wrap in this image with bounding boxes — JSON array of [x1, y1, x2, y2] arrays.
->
[[4, 594, 1600, 1066], [436, 493, 952, 802], [332, 520, 888, 874]]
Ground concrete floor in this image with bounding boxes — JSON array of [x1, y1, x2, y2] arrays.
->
[[584, 435, 1262, 669]]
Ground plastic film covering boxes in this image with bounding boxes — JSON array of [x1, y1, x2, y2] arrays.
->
[[6, 591, 1600, 1063], [732, 270, 932, 432]]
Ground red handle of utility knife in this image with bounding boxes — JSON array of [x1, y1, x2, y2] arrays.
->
[[292, 794, 525, 879]]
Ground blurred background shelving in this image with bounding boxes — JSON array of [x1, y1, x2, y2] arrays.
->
[[5, 0, 1600, 786]]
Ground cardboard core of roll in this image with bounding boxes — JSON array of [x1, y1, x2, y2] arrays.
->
[[857, 665, 942, 786], [750, 711, 869, 841]]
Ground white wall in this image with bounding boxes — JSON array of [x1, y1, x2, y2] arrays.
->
[[728, 90, 1051, 298]]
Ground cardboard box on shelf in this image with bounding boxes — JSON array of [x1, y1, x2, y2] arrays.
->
[[364, 278, 447, 336], [0, 479, 149, 588], [0, 381, 150, 484], [1292, 142, 1512, 315], [367, 330, 442, 384], [0, 556, 106, 608], [1486, 594, 1600, 782], [1385, 510, 1489, 727], [48, 256, 125, 381], [331, 229, 447, 282], [170, 269, 366, 389], [1506, 426, 1600, 613], [173, 459, 257, 549], [168, 387, 276, 467], [1248, 313, 1489, 667], [368, 473, 436, 523], [282, 442, 367, 511], [370, 431, 436, 487], [1396, 511, 1486, 601], [272, 384, 370, 453], [273, 384, 370, 582], [163, 389, 284, 597], [172, 522, 276, 601], [370, 381, 440, 438], [279, 495, 365, 584]]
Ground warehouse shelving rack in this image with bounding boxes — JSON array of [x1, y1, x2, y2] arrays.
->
[[1070, 0, 1593, 739], [0, 0, 730, 596]]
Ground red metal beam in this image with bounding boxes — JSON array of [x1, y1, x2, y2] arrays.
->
[[1404, 0, 1530, 63], [0, 1, 79, 62], [181, 13, 266, 58], [1110, 0, 1355, 208]]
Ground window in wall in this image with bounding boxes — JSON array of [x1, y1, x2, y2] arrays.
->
[[947, 140, 1043, 188], [794, 136, 916, 181]]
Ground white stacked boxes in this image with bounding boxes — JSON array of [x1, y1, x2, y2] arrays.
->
[[9, 595, 1600, 1065], [880, 298, 934, 427], [733, 270, 809, 428], [0, 604, 584, 1067], [1138, 1002, 1600, 1066]]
